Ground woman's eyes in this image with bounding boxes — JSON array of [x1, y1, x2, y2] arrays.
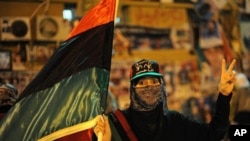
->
[[138, 79, 159, 85]]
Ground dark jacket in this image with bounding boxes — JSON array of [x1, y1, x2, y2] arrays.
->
[[109, 93, 232, 141]]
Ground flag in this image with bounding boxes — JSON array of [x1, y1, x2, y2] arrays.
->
[[0, 0, 116, 140]]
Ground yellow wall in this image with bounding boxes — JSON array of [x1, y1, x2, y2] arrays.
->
[[0, 1, 64, 17]]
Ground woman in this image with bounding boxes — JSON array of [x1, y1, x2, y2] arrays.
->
[[94, 58, 236, 141]]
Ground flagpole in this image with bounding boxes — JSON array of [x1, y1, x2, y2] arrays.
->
[[114, 0, 120, 21], [97, 0, 119, 139], [98, 1, 119, 141]]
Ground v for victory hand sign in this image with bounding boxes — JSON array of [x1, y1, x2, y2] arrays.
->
[[219, 59, 236, 96]]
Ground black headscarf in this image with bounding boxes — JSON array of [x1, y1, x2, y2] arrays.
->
[[125, 77, 168, 141]]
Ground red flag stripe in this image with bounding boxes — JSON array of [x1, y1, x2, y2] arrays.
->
[[67, 0, 116, 39]]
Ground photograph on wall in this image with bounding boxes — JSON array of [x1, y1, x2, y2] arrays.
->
[[2, 43, 27, 71], [199, 20, 223, 49], [33, 44, 57, 63], [11, 44, 28, 71], [239, 20, 250, 51], [35, 45, 51, 63], [0, 50, 12, 71], [12, 51, 26, 71]]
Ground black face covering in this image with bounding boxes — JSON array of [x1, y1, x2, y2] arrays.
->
[[130, 82, 166, 112], [131, 85, 162, 111], [127, 80, 168, 141]]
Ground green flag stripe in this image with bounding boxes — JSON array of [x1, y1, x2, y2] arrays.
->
[[0, 67, 109, 141]]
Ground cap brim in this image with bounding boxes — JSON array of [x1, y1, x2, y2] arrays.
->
[[131, 72, 162, 81]]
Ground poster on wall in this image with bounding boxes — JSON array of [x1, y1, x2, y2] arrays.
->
[[25, 44, 58, 70], [239, 14, 250, 51], [115, 25, 173, 50], [127, 6, 189, 28], [0, 50, 12, 71], [1, 44, 28, 71], [199, 20, 223, 49], [115, 25, 193, 51], [119, 6, 193, 51]]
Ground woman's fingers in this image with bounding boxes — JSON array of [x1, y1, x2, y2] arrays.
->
[[221, 59, 236, 74], [221, 58, 226, 74], [94, 115, 104, 134], [219, 59, 237, 95], [227, 59, 236, 72], [94, 115, 111, 141]]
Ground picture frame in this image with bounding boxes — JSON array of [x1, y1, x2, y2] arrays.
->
[[0, 50, 12, 71]]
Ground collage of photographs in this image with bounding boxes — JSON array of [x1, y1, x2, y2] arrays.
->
[[1, 0, 250, 140]]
